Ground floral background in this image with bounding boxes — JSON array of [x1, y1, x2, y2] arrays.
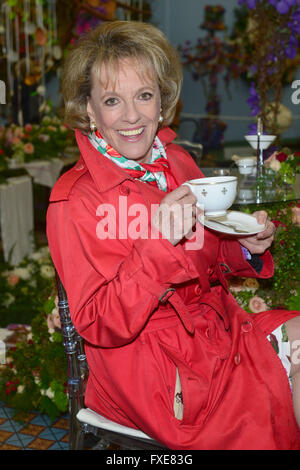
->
[[0, 0, 299, 422]]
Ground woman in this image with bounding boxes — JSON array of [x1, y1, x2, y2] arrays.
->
[[47, 21, 300, 449]]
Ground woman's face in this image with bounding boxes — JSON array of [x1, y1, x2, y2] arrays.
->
[[87, 58, 161, 164]]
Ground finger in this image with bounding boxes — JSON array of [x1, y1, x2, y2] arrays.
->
[[160, 185, 189, 207], [253, 210, 268, 225], [256, 220, 275, 239], [171, 184, 193, 202]]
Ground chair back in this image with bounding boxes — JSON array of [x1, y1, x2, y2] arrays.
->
[[55, 271, 89, 447]]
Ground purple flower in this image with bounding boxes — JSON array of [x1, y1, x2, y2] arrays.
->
[[288, 8, 300, 34], [238, 0, 258, 9], [247, 82, 260, 116], [276, 1, 291, 13], [284, 36, 298, 58], [268, 0, 279, 7], [248, 122, 258, 135]]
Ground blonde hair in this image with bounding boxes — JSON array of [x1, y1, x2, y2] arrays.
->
[[61, 21, 183, 134]]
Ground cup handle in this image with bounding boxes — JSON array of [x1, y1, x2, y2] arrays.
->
[[182, 183, 203, 210]]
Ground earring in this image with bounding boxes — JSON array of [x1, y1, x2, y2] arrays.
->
[[158, 114, 163, 124], [90, 121, 97, 132]]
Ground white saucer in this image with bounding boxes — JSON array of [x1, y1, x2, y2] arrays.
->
[[202, 211, 266, 236]]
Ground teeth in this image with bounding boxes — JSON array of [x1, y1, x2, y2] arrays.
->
[[119, 127, 144, 136]]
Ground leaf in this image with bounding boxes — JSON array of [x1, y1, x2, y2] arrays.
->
[[43, 296, 55, 315]]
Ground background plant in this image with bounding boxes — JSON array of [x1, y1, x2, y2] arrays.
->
[[230, 202, 300, 312], [235, 0, 300, 134]]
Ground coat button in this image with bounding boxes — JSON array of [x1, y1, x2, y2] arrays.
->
[[194, 284, 201, 296], [119, 185, 130, 196], [241, 321, 253, 333], [75, 164, 85, 171], [234, 352, 241, 365]]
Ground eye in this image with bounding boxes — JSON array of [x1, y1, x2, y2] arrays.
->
[[139, 92, 153, 101], [104, 97, 119, 106]]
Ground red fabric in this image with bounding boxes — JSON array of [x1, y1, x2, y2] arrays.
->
[[94, 129, 177, 192], [47, 127, 300, 450]]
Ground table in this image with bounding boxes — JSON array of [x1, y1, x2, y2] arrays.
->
[[201, 168, 300, 207], [0, 176, 34, 266]]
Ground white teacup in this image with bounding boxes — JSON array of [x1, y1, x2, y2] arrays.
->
[[183, 176, 237, 216], [237, 158, 256, 175]]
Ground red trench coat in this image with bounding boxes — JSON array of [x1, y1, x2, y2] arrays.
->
[[47, 127, 300, 450]]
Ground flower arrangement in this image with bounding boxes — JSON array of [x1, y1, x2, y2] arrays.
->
[[0, 297, 67, 420], [229, 201, 300, 315], [264, 148, 300, 184], [0, 114, 74, 168], [201, 5, 226, 31], [235, 0, 300, 134], [0, 245, 68, 420], [0, 245, 56, 327]]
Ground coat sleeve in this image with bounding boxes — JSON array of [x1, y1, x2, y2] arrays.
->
[[47, 197, 200, 348], [218, 238, 274, 279]]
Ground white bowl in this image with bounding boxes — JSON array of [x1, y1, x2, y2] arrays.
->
[[183, 176, 237, 216], [245, 134, 276, 150], [237, 157, 256, 175]]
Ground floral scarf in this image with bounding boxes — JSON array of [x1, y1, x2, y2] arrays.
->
[[88, 130, 173, 192]]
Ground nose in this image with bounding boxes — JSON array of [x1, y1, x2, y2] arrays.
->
[[123, 100, 140, 124]]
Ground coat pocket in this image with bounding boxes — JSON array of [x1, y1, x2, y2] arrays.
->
[[158, 341, 209, 426]]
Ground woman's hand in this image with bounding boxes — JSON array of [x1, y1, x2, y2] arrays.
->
[[238, 210, 276, 255], [152, 185, 200, 246]]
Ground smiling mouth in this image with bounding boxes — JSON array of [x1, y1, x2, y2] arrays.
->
[[118, 127, 144, 137]]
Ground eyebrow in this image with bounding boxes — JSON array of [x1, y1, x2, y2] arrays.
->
[[100, 85, 156, 97]]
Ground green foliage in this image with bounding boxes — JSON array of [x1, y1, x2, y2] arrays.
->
[[0, 245, 68, 420], [0, 306, 67, 421], [0, 246, 56, 327], [229, 202, 300, 313]]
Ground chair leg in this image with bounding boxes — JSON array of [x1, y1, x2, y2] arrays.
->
[[69, 414, 85, 450]]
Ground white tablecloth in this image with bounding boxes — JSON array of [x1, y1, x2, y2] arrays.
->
[[0, 176, 34, 266], [21, 158, 64, 188]]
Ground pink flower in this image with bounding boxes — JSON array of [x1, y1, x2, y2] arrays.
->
[[46, 314, 55, 333], [264, 151, 277, 167], [46, 306, 61, 332], [249, 295, 268, 314], [38, 134, 50, 142], [11, 136, 21, 145], [52, 309, 61, 329], [23, 142, 34, 154], [24, 124, 32, 132], [7, 274, 20, 286], [291, 206, 300, 226]]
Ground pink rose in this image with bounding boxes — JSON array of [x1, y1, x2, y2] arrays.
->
[[249, 295, 268, 314], [8, 274, 20, 286], [264, 152, 277, 167], [46, 307, 62, 332], [46, 314, 55, 332], [24, 124, 32, 132], [52, 308, 61, 329], [23, 142, 34, 154], [291, 206, 300, 226]]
